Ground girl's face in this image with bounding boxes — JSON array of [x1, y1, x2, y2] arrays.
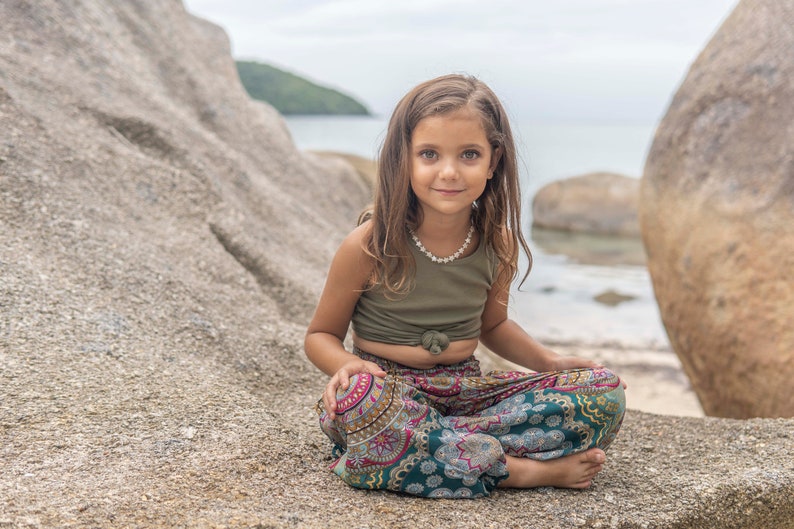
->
[[409, 106, 498, 224]]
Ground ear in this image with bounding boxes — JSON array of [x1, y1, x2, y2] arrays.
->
[[488, 146, 503, 178]]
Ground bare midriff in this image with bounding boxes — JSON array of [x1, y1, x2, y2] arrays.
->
[[353, 333, 479, 370]]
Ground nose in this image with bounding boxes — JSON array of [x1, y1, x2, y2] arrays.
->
[[439, 159, 457, 179]]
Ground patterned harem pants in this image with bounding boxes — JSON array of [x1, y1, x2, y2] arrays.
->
[[316, 348, 626, 498]]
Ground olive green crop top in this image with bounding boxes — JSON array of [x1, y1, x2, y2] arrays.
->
[[351, 235, 499, 354]]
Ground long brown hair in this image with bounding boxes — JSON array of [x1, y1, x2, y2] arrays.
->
[[362, 74, 531, 296]]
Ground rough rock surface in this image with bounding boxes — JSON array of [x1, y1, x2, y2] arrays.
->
[[640, 0, 794, 418], [1, 1, 793, 528], [310, 150, 378, 188], [532, 172, 640, 236]]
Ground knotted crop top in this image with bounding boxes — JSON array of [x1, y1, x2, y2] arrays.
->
[[351, 235, 499, 353]]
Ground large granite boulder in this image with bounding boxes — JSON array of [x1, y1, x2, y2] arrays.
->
[[640, 0, 794, 418], [532, 172, 640, 236], [1, 1, 792, 527]]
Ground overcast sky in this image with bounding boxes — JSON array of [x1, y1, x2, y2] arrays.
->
[[182, 0, 738, 123]]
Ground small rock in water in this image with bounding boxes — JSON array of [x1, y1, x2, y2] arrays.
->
[[593, 289, 636, 306]]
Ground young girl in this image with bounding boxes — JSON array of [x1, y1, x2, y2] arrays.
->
[[305, 74, 625, 498]]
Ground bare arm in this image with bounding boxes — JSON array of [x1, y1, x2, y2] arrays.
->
[[304, 223, 387, 417], [479, 267, 601, 373]]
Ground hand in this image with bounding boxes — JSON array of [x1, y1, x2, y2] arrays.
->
[[548, 355, 602, 372], [323, 359, 387, 419], [547, 355, 628, 390]]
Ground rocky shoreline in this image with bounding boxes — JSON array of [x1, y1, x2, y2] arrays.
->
[[1, 1, 792, 527]]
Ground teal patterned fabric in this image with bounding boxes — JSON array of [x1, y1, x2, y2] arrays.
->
[[316, 349, 625, 498]]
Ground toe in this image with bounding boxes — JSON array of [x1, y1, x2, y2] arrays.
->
[[584, 448, 606, 464]]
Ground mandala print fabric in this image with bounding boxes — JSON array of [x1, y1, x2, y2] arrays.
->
[[317, 350, 625, 498]]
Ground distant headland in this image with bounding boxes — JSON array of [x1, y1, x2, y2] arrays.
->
[[236, 60, 370, 115]]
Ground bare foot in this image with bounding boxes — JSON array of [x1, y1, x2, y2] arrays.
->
[[497, 448, 606, 489]]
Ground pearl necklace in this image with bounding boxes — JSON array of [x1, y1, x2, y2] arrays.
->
[[410, 224, 475, 264]]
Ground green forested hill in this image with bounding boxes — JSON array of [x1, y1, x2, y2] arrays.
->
[[236, 61, 370, 115]]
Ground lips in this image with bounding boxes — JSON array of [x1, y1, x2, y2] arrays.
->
[[433, 188, 464, 196]]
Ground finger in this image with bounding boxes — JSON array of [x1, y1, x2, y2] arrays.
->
[[324, 377, 339, 416], [324, 374, 338, 396], [338, 369, 350, 390], [370, 365, 387, 378], [327, 394, 338, 418], [368, 365, 387, 377], [322, 392, 336, 419]]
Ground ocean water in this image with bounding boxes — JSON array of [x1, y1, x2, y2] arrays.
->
[[285, 115, 669, 349]]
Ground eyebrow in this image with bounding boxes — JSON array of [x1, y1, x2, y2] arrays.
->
[[413, 142, 488, 150]]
